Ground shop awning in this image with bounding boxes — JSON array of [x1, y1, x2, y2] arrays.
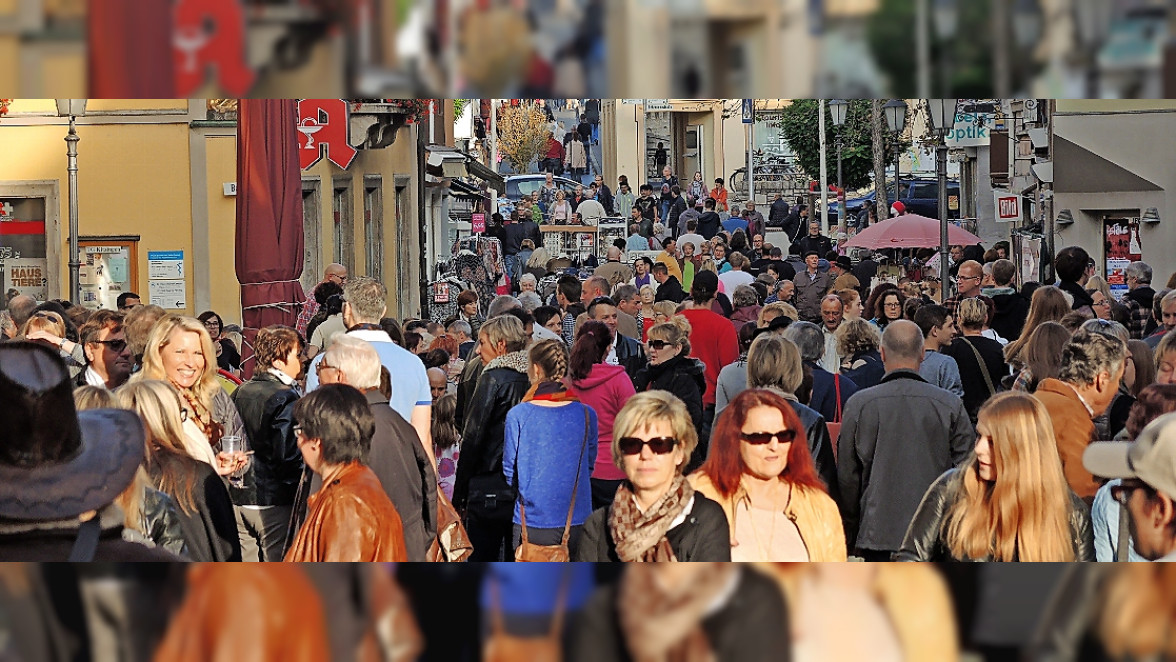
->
[[235, 99, 305, 378], [1053, 136, 1162, 194]]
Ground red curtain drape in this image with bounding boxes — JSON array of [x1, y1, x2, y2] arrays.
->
[[87, 0, 175, 97], [235, 99, 305, 379]]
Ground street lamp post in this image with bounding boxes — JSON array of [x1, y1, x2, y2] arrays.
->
[[934, 0, 959, 95], [55, 99, 87, 306], [830, 99, 848, 231], [926, 98, 959, 304], [882, 100, 907, 214]]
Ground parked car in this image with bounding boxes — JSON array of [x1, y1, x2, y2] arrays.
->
[[504, 175, 583, 203], [827, 178, 961, 224]]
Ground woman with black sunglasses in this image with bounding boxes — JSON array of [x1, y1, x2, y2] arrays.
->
[[632, 317, 705, 453], [574, 391, 730, 561], [691, 389, 845, 562]]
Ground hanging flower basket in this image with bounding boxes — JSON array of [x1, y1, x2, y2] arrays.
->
[[0, 99, 12, 118], [384, 99, 433, 125]]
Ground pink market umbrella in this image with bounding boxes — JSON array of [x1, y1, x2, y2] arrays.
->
[[844, 214, 982, 250]]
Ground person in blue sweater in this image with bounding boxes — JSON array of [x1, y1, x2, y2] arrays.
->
[[503, 339, 598, 559], [480, 564, 597, 655]]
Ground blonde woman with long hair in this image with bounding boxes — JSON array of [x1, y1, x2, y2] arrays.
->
[[117, 380, 241, 561], [897, 392, 1094, 561], [132, 314, 247, 474]]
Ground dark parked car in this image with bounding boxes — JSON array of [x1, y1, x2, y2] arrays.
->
[[828, 178, 962, 224]]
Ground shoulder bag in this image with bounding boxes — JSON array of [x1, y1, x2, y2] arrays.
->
[[514, 407, 590, 562], [427, 487, 474, 562], [826, 375, 843, 456], [483, 568, 570, 662], [961, 337, 998, 398]]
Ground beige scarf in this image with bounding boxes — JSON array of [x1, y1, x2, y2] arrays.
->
[[617, 564, 736, 662], [608, 474, 693, 562]]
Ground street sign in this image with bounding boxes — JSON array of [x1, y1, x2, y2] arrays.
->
[[742, 99, 755, 124], [644, 99, 672, 112], [994, 190, 1020, 222], [620, 99, 643, 105]]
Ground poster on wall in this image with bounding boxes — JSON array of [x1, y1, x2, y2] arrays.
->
[[1104, 217, 1142, 301], [1016, 235, 1042, 286], [79, 245, 134, 311], [0, 197, 49, 303]]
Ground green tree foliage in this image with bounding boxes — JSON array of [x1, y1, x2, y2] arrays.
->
[[775, 100, 909, 192]]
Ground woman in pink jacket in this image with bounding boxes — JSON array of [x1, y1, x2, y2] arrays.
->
[[566, 320, 637, 511]]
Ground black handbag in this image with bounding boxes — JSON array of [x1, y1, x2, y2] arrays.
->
[[465, 473, 516, 523]]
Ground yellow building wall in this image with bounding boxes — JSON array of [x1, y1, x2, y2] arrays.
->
[[0, 37, 17, 94], [0, 119, 194, 311]]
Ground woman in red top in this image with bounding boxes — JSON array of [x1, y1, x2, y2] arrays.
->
[[710, 177, 729, 212], [677, 270, 740, 470]]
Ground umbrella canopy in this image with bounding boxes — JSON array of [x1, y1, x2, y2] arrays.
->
[[88, 0, 174, 96], [235, 99, 305, 379], [844, 214, 982, 250]]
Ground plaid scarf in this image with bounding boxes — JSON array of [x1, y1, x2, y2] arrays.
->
[[608, 474, 694, 562], [616, 564, 734, 662]]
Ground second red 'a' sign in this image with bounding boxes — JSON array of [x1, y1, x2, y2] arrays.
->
[[297, 99, 358, 171]]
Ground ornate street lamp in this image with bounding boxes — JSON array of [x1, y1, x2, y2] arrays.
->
[[926, 98, 959, 303], [829, 99, 849, 229], [882, 99, 908, 208], [55, 99, 87, 306], [1074, 0, 1114, 97]]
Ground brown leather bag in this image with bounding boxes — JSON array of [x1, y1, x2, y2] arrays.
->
[[427, 486, 475, 562], [483, 569, 570, 662], [514, 408, 589, 563]]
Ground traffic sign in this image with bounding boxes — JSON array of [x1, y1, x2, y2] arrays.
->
[[742, 99, 755, 124]]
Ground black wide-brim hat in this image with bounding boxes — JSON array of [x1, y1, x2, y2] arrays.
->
[[0, 342, 144, 521]]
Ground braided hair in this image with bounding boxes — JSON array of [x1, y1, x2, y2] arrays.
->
[[529, 338, 569, 382]]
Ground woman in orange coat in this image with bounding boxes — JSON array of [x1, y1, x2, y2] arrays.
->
[[285, 384, 408, 562]]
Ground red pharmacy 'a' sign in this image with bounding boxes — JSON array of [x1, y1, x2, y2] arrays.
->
[[297, 99, 358, 171]]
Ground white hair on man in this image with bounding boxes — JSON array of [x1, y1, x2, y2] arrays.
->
[[323, 335, 382, 390], [519, 273, 538, 288]]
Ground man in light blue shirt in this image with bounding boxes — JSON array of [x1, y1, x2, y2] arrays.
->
[[914, 304, 965, 398], [305, 277, 434, 461]]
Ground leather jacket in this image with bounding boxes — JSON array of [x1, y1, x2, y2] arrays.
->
[[452, 352, 530, 510], [134, 486, 189, 558], [614, 333, 647, 384], [153, 565, 331, 662], [285, 462, 409, 562], [896, 469, 1095, 562], [230, 371, 303, 506]]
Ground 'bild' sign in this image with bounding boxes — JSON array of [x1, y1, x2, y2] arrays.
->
[[995, 191, 1020, 222]]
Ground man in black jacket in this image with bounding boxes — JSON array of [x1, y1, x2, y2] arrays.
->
[[793, 220, 832, 259], [230, 325, 306, 562], [588, 296, 646, 384], [1054, 245, 1096, 311], [312, 335, 438, 561], [768, 192, 790, 227], [696, 197, 722, 240], [652, 262, 685, 304], [983, 259, 1030, 342]]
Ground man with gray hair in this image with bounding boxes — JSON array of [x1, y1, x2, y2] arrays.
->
[[784, 321, 859, 425], [838, 319, 974, 561], [305, 277, 435, 465], [574, 276, 610, 334], [611, 284, 643, 339], [1123, 260, 1156, 339], [447, 319, 474, 360], [517, 291, 543, 314], [1035, 329, 1128, 503], [6, 293, 36, 329], [487, 295, 522, 319], [315, 335, 438, 561]]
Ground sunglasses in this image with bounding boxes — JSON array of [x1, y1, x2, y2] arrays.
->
[[34, 312, 63, 323], [293, 425, 304, 438], [741, 429, 797, 445], [617, 437, 678, 455], [1111, 480, 1151, 506], [92, 338, 128, 352], [647, 340, 677, 350]]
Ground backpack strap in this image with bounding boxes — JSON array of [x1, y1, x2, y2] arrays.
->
[[961, 337, 998, 397], [561, 408, 591, 545], [833, 375, 843, 423], [68, 516, 101, 562], [1116, 500, 1130, 562]]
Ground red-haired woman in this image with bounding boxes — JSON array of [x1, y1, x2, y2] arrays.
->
[[689, 389, 846, 562]]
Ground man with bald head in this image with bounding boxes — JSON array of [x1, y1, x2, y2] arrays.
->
[[297, 263, 348, 336], [428, 367, 449, 401], [594, 245, 633, 292], [575, 275, 612, 334], [942, 259, 993, 320], [6, 294, 36, 329], [837, 319, 974, 561]]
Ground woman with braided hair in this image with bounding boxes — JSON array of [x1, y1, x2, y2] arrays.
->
[[502, 339, 598, 559]]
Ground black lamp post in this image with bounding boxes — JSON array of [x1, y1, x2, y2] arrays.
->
[[829, 99, 848, 230], [882, 99, 908, 212], [55, 99, 87, 306], [926, 98, 960, 303]]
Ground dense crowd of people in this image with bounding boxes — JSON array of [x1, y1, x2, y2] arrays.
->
[[3, 232, 1176, 569]]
